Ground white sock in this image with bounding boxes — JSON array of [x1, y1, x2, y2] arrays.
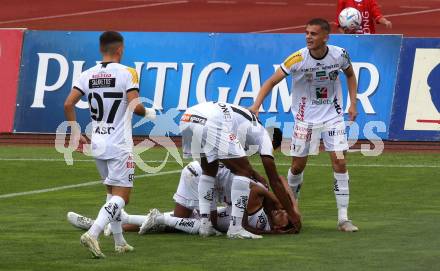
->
[[287, 169, 303, 200], [198, 175, 216, 219], [125, 214, 148, 226], [111, 220, 127, 246], [229, 176, 251, 232], [87, 195, 125, 239], [164, 213, 200, 234], [334, 172, 350, 223]]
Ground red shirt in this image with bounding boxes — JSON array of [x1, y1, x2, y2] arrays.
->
[[336, 0, 384, 34]]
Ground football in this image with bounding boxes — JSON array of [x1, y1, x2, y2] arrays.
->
[[338, 7, 362, 31]]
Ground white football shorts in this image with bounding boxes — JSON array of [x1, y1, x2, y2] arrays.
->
[[173, 163, 200, 210], [95, 152, 135, 188], [290, 116, 348, 157]]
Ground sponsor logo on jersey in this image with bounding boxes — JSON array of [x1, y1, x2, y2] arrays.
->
[[305, 73, 313, 82], [283, 51, 303, 68], [316, 71, 326, 77], [311, 99, 333, 105], [92, 72, 112, 79], [333, 98, 342, 114], [256, 213, 267, 230], [315, 87, 328, 99], [329, 70, 339, 81], [180, 113, 207, 125], [296, 97, 307, 121], [89, 78, 116, 89], [217, 103, 232, 120]]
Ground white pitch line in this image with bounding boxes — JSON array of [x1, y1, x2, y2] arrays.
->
[[0, 158, 177, 162], [0, 157, 438, 168], [255, 1, 288, 6], [0, 170, 181, 199], [399, 5, 431, 9], [305, 3, 336, 6], [386, 7, 440, 17], [253, 7, 440, 33], [275, 163, 440, 168], [0, 0, 188, 25], [207, 0, 236, 4]]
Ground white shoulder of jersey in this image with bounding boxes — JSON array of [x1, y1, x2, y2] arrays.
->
[[281, 47, 307, 74], [327, 45, 346, 56]]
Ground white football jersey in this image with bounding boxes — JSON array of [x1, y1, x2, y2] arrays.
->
[[74, 62, 139, 159], [280, 45, 351, 123], [184, 102, 273, 157]]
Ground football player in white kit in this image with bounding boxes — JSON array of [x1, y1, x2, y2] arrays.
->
[[179, 102, 301, 239], [64, 31, 155, 258], [67, 161, 297, 235], [250, 18, 359, 232]]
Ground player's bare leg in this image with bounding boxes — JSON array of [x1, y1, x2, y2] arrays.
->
[[329, 151, 358, 232]]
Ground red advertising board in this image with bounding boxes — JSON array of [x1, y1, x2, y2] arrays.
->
[[0, 29, 24, 133]]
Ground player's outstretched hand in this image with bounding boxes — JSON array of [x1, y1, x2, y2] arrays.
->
[[248, 105, 259, 117], [348, 104, 358, 122]]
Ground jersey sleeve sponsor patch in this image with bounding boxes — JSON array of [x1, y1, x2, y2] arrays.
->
[[340, 48, 352, 70], [283, 51, 303, 69], [126, 67, 139, 84]]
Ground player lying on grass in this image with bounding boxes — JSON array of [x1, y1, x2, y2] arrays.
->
[[68, 161, 299, 236]]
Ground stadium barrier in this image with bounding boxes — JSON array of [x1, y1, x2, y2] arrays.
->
[[0, 29, 25, 133], [5, 30, 438, 141]]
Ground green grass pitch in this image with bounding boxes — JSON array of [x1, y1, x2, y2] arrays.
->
[[0, 146, 439, 271]]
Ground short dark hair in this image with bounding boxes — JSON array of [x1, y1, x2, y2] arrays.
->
[[99, 31, 123, 53], [306, 18, 331, 33], [267, 127, 283, 150]]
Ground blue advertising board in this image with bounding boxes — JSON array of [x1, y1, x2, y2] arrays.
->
[[15, 31, 402, 140], [389, 38, 440, 141]]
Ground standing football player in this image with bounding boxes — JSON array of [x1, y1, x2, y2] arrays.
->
[[336, 0, 392, 34], [250, 18, 359, 232], [64, 31, 154, 258]]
